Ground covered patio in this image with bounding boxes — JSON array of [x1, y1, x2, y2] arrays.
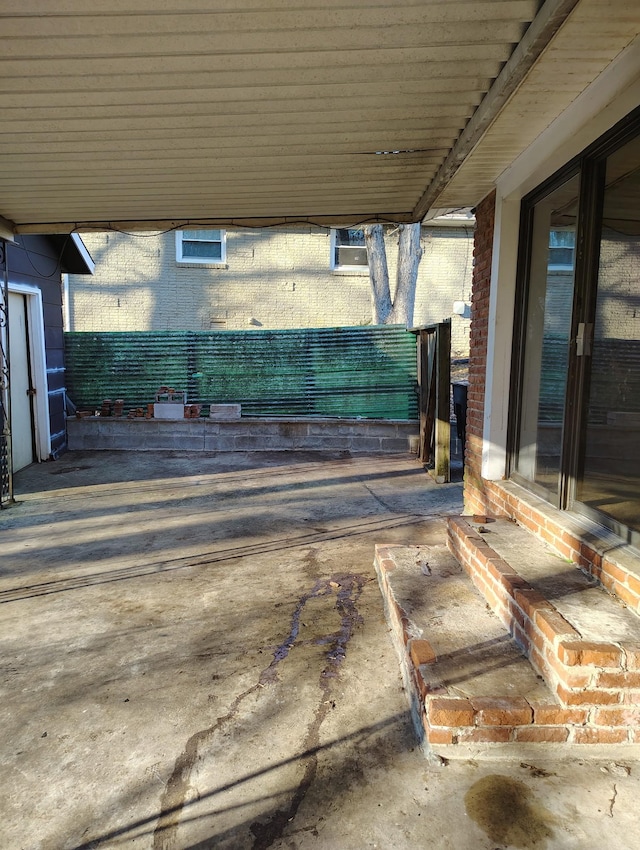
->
[[2, 0, 640, 845], [3, 450, 640, 848]]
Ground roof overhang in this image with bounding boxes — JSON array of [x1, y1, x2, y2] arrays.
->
[[0, 1, 638, 235], [46, 233, 95, 274]]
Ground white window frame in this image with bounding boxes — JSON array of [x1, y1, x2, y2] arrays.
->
[[548, 227, 576, 272], [330, 228, 369, 273], [175, 229, 226, 264]]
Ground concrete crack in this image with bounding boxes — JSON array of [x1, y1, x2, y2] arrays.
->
[[153, 572, 365, 850], [249, 573, 365, 849], [361, 482, 407, 514], [152, 681, 261, 849], [608, 783, 618, 818]]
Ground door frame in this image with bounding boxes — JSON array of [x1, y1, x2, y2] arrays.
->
[[507, 107, 640, 542], [4, 282, 51, 463]]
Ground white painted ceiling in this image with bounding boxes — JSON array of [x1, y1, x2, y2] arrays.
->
[[0, 1, 638, 234]]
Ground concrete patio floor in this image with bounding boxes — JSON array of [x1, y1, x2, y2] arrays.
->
[[1, 450, 640, 850]]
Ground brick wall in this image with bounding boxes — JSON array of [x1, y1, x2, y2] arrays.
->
[[68, 225, 473, 356], [464, 190, 495, 513]]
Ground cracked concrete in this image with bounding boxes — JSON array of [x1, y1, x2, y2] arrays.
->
[[2, 450, 640, 849]]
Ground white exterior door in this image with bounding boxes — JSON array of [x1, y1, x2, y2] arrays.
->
[[8, 292, 35, 471]]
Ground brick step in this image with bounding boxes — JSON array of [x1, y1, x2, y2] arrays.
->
[[373, 543, 616, 748], [447, 516, 640, 723]]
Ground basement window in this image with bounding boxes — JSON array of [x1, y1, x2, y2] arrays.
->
[[330, 228, 369, 272], [176, 229, 226, 264]]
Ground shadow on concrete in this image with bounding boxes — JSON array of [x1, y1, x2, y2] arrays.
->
[[70, 712, 412, 849]]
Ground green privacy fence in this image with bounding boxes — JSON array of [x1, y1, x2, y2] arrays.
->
[[64, 326, 418, 419]]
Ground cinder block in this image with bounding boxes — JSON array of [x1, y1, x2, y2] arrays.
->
[[209, 404, 241, 420], [296, 436, 351, 450], [349, 437, 383, 452], [154, 403, 185, 419], [203, 435, 237, 451], [161, 435, 206, 451], [380, 437, 415, 452], [233, 435, 285, 450], [276, 422, 308, 438]]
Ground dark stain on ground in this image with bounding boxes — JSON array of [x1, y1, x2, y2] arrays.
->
[[464, 775, 556, 849], [260, 572, 364, 685], [250, 573, 365, 849], [153, 572, 365, 850]]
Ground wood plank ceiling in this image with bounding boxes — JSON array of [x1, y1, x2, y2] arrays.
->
[[0, 1, 637, 233]]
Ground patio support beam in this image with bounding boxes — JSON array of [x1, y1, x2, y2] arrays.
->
[[412, 0, 581, 220]]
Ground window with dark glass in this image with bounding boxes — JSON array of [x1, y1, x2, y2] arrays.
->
[[514, 175, 580, 503]]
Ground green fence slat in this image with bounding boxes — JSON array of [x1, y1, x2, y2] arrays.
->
[[64, 326, 418, 420]]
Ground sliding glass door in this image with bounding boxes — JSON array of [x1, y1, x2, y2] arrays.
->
[[576, 133, 640, 537], [514, 175, 580, 504], [511, 110, 640, 542]]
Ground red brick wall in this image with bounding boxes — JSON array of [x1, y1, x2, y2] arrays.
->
[[464, 190, 496, 513]]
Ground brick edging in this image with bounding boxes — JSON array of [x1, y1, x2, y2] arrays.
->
[[447, 517, 640, 721], [464, 479, 640, 617], [376, 543, 640, 745]]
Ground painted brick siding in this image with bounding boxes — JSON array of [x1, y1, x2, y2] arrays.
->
[[68, 225, 473, 357], [464, 191, 495, 513]]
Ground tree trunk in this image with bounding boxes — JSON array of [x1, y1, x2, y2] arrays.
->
[[363, 224, 392, 324], [389, 223, 423, 326]]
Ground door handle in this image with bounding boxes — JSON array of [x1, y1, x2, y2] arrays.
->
[[576, 322, 593, 357]]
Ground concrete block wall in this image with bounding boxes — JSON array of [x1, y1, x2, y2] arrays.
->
[[67, 225, 473, 357], [67, 416, 419, 455]]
